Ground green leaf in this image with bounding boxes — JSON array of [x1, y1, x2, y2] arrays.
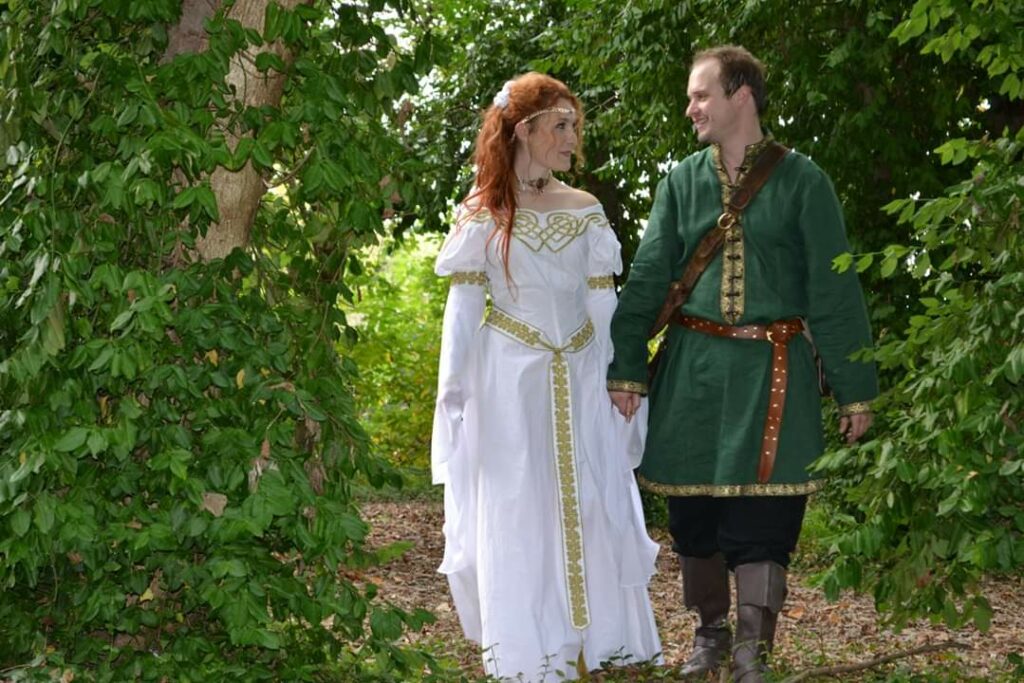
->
[[855, 253, 875, 273], [832, 252, 854, 273], [10, 509, 31, 537], [369, 608, 403, 640], [54, 427, 89, 452], [33, 494, 55, 533], [972, 597, 993, 631], [254, 52, 286, 73]]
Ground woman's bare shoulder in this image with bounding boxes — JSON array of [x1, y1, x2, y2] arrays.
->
[[554, 186, 601, 210]]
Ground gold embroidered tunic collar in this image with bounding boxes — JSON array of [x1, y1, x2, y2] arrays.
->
[[711, 133, 775, 187]]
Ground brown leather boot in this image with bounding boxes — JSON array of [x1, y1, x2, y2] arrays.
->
[[678, 553, 731, 678], [731, 561, 787, 683]]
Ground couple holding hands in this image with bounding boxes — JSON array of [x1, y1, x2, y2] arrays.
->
[[430, 45, 877, 682]]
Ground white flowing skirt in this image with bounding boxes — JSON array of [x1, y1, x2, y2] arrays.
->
[[438, 324, 662, 681]]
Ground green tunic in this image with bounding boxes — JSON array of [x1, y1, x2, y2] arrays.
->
[[608, 139, 878, 496]]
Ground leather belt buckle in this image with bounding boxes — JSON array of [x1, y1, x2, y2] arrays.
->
[[716, 212, 737, 230]]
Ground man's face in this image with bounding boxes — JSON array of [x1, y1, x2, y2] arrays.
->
[[685, 58, 739, 145]]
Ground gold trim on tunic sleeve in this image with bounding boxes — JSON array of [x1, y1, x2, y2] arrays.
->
[[607, 379, 648, 395], [483, 307, 595, 630], [587, 275, 615, 290], [637, 474, 823, 497], [839, 401, 872, 416], [449, 271, 488, 286]]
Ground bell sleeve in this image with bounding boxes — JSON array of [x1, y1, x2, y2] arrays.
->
[[431, 214, 489, 485], [584, 207, 649, 470]]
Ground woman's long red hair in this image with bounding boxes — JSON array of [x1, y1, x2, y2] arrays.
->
[[461, 73, 584, 279]]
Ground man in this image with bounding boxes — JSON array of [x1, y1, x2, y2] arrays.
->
[[607, 46, 877, 682]]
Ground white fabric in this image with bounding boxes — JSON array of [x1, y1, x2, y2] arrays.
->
[[431, 204, 661, 681]]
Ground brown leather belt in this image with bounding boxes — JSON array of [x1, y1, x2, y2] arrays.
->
[[675, 314, 805, 484]]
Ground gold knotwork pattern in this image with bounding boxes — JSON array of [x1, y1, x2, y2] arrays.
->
[[484, 307, 594, 630], [587, 275, 615, 289], [512, 210, 605, 253], [637, 474, 824, 497], [449, 271, 487, 286]]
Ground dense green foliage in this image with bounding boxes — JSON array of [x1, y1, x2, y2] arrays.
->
[[0, 0, 446, 679], [814, 0, 1024, 631], [345, 235, 446, 475]]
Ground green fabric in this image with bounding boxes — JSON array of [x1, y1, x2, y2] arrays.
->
[[609, 145, 878, 494]]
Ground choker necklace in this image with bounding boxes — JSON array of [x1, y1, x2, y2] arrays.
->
[[516, 171, 552, 195]]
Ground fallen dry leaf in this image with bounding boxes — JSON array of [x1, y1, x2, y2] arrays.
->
[[201, 491, 228, 517]]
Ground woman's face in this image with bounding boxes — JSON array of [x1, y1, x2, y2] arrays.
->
[[524, 97, 579, 173]]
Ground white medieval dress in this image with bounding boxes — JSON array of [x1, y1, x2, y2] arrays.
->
[[431, 204, 663, 681]]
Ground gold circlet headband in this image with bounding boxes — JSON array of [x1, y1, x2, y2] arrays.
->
[[519, 106, 574, 125]]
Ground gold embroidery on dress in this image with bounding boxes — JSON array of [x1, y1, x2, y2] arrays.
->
[[711, 136, 773, 324], [587, 275, 614, 289], [637, 473, 823, 497], [449, 271, 487, 286], [512, 211, 605, 253], [484, 307, 594, 630]]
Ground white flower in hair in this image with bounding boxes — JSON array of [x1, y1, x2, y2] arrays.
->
[[492, 81, 513, 109]]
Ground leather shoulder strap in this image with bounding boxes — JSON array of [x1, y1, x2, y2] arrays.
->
[[647, 141, 789, 338]]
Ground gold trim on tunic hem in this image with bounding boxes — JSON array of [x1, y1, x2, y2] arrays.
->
[[449, 271, 487, 286], [637, 473, 823, 497], [587, 275, 615, 289], [839, 401, 872, 416], [483, 307, 594, 630], [607, 379, 648, 395]]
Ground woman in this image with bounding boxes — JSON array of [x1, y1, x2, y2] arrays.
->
[[430, 73, 662, 681]]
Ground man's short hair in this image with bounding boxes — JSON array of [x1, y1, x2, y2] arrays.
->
[[692, 45, 767, 116]]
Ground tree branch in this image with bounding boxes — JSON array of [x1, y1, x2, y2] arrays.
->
[[781, 640, 970, 683], [265, 144, 316, 189]]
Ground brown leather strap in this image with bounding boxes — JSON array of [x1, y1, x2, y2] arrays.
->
[[648, 141, 789, 339], [676, 315, 804, 484]]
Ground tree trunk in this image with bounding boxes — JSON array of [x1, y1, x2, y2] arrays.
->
[[164, 0, 312, 262]]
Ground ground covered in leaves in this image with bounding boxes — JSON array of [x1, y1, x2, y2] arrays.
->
[[361, 499, 1024, 682]]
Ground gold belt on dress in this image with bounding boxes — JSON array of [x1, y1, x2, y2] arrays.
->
[[484, 307, 594, 630]]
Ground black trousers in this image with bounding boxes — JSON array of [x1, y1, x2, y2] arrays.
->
[[667, 494, 808, 570]]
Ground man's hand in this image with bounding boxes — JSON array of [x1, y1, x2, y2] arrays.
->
[[839, 411, 873, 444], [609, 390, 641, 422]]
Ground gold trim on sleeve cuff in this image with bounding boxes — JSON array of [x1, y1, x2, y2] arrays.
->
[[637, 474, 824, 497], [607, 379, 648, 395], [839, 401, 872, 416], [586, 275, 615, 289], [449, 271, 487, 286]]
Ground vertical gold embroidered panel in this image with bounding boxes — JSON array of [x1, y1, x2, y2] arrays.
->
[[712, 145, 745, 324], [484, 307, 595, 630], [712, 139, 772, 324]]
